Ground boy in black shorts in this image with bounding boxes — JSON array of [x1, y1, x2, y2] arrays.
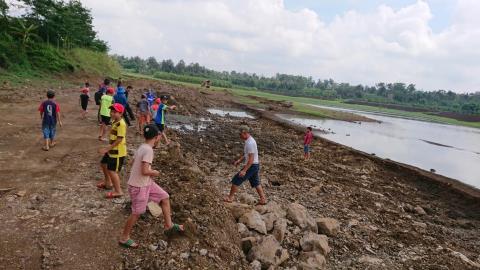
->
[[97, 103, 128, 199], [80, 82, 90, 119]]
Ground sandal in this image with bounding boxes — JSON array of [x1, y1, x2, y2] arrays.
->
[[42, 146, 49, 151], [223, 197, 233, 203], [96, 182, 113, 190], [164, 223, 184, 237], [50, 142, 57, 148], [118, 239, 139, 249], [105, 192, 123, 199]]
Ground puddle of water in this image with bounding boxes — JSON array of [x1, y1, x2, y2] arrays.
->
[[170, 123, 208, 132], [207, 108, 255, 119]]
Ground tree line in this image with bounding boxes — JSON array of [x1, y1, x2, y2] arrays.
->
[[0, 0, 107, 71], [115, 55, 480, 115]]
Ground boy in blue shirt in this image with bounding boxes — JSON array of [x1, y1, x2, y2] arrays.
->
[[38, 90, 63, 151], [154, 96, 176, 145]]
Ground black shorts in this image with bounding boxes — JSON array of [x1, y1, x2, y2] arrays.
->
[[100, 115, 111, 125], [101, 154, 125, 172], [80, 94, 89, 110], [155, 123, 165, 132], [231, 164, 260, 188]]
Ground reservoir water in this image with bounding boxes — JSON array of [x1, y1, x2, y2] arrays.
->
[[277, 106, 480, 189]]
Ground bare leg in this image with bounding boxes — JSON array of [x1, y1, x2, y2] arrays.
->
[[255, 185, 267, 204], [224, 184, 239, 202], [161, 132, 170, 145], [108, 170, 123, 196], [120, 214, 140, 241], [43, 139, 50, 150], [160, 198, 173, 228], [100, 163, 112, 187], [160, 199, 184, 231]]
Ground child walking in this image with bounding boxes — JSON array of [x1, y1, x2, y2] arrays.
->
[[304, 126, 313, 160], [80, 82, 90, 119], [98, 87, 114, 141], [136, 94, 151, 135], [97, 103, 127, 199], [119, 124, 184, 248], [154, 96, 176, 145], [39, 90, 63, 151]]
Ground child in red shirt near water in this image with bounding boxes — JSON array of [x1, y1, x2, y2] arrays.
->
[[304, 127, 313, 160]]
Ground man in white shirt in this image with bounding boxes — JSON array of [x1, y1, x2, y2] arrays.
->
[[224, 125, 267, 205]]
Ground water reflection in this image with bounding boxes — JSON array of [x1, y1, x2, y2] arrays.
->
[[277, 110, 480, 189]]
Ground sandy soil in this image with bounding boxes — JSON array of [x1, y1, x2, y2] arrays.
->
[[0, 77, 479, 269]]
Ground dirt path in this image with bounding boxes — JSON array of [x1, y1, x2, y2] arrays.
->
[[1, 78, 479, 270], [0, 86, 128, 269]]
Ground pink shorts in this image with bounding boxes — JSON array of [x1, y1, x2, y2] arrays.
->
[[128, 182, 169, 215]]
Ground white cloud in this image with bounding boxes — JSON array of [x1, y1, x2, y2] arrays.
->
[[80, 0, 480, 92]]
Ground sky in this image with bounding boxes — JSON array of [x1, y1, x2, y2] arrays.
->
[[75, 1, 479, 92]]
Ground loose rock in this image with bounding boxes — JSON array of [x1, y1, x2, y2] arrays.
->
[[300, 232, 330, 255], [286, 203, 318, 233], [273, 218, 288, 243], [239, 210, 267, 234], [299, 252, 327, 270], [247, 235, 289, 268], [316, 218, 340, 236]]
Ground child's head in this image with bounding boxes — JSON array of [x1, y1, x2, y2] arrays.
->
[[46, 90, 55, 99], [117, 81, 122, 87], [141, 94, 146, 99], [160, 95, 168, 103], [127, 85, 132, 91], [106, 87, 115, 95], [104, 78, 110, 86], [85, 82, 90, 87], [307, 127, 312, 131], [143, 124, 159, 141], [155, 98, 161, 104], [109, 103, 124, 120]]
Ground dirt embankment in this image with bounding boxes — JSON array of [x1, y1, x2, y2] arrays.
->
[[0, 77, 479, 269]]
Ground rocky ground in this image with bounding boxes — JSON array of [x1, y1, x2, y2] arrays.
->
[[0, 77, 479, 269]]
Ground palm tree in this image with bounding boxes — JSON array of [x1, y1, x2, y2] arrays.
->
[[10, 19, 40, 49]]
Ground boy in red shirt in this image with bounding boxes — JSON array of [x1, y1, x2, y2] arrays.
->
[[80, 82, 90, 119], [304, 127, 313, 160], [39, 90, 63, 151]]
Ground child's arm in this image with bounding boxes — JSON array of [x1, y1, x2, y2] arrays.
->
[[141, 162, 159, 177], [99, 137, 123, 155], [57, 111, 63, 127]]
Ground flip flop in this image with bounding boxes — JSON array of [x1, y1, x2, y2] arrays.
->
[[164, 223, 184, 237], [118, 239, 139, 249], [96, 182, 113, 190], [223, 197, 233, 203], [42, 147, 49, 151], [256, 201, 267, 206], [105, 192, 122, 199]]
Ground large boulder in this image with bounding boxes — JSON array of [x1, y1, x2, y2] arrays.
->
[[239, 193, 256, 205], [224, 202, 252, 220], [299, 252, 327, 270], [300, 232, 330, 255], [247, 235, 289, 269], [286, 203, 318, 233], [255, 201, 286, 218], [262, 212, 277, 232], [272, 218, 288, 243], [316, 218, 340, 236], [239, 210, 267, 234]]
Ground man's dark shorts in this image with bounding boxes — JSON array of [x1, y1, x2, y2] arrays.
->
[[100, 115, 111, 125], [101, 154, 125, 172], [155, 123, 165, 132], [231, 164, 260, 188]]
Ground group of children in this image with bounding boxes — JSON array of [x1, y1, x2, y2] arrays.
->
[[37, 78, 314, 249]]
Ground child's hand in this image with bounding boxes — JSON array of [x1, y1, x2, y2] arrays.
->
[[58, 121, 63, 127], [170, 105, 177, 110], [151, 170, 160, 177], [233, 160, 240, 166], [98, 147, 109, 155]]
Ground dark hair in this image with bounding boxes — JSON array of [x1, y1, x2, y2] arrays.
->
[[143, 124, 159, 140], [141, 94, 146, 98], [117, 81, 122, 87], [126, 85, 132, 89], [47, 90, 55, 98], [307, 127, 312, 131], [104, 78, 110, 85], [85, 82, 90, 87]]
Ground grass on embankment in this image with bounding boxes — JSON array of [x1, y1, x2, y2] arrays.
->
[[122, 71, 480, 128], [0, 48, 121, 88]]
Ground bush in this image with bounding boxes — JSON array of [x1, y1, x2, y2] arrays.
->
[[153, 71, 233, 88]]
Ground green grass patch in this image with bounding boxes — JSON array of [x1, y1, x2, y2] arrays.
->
[[122, 72, 480, 128]]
